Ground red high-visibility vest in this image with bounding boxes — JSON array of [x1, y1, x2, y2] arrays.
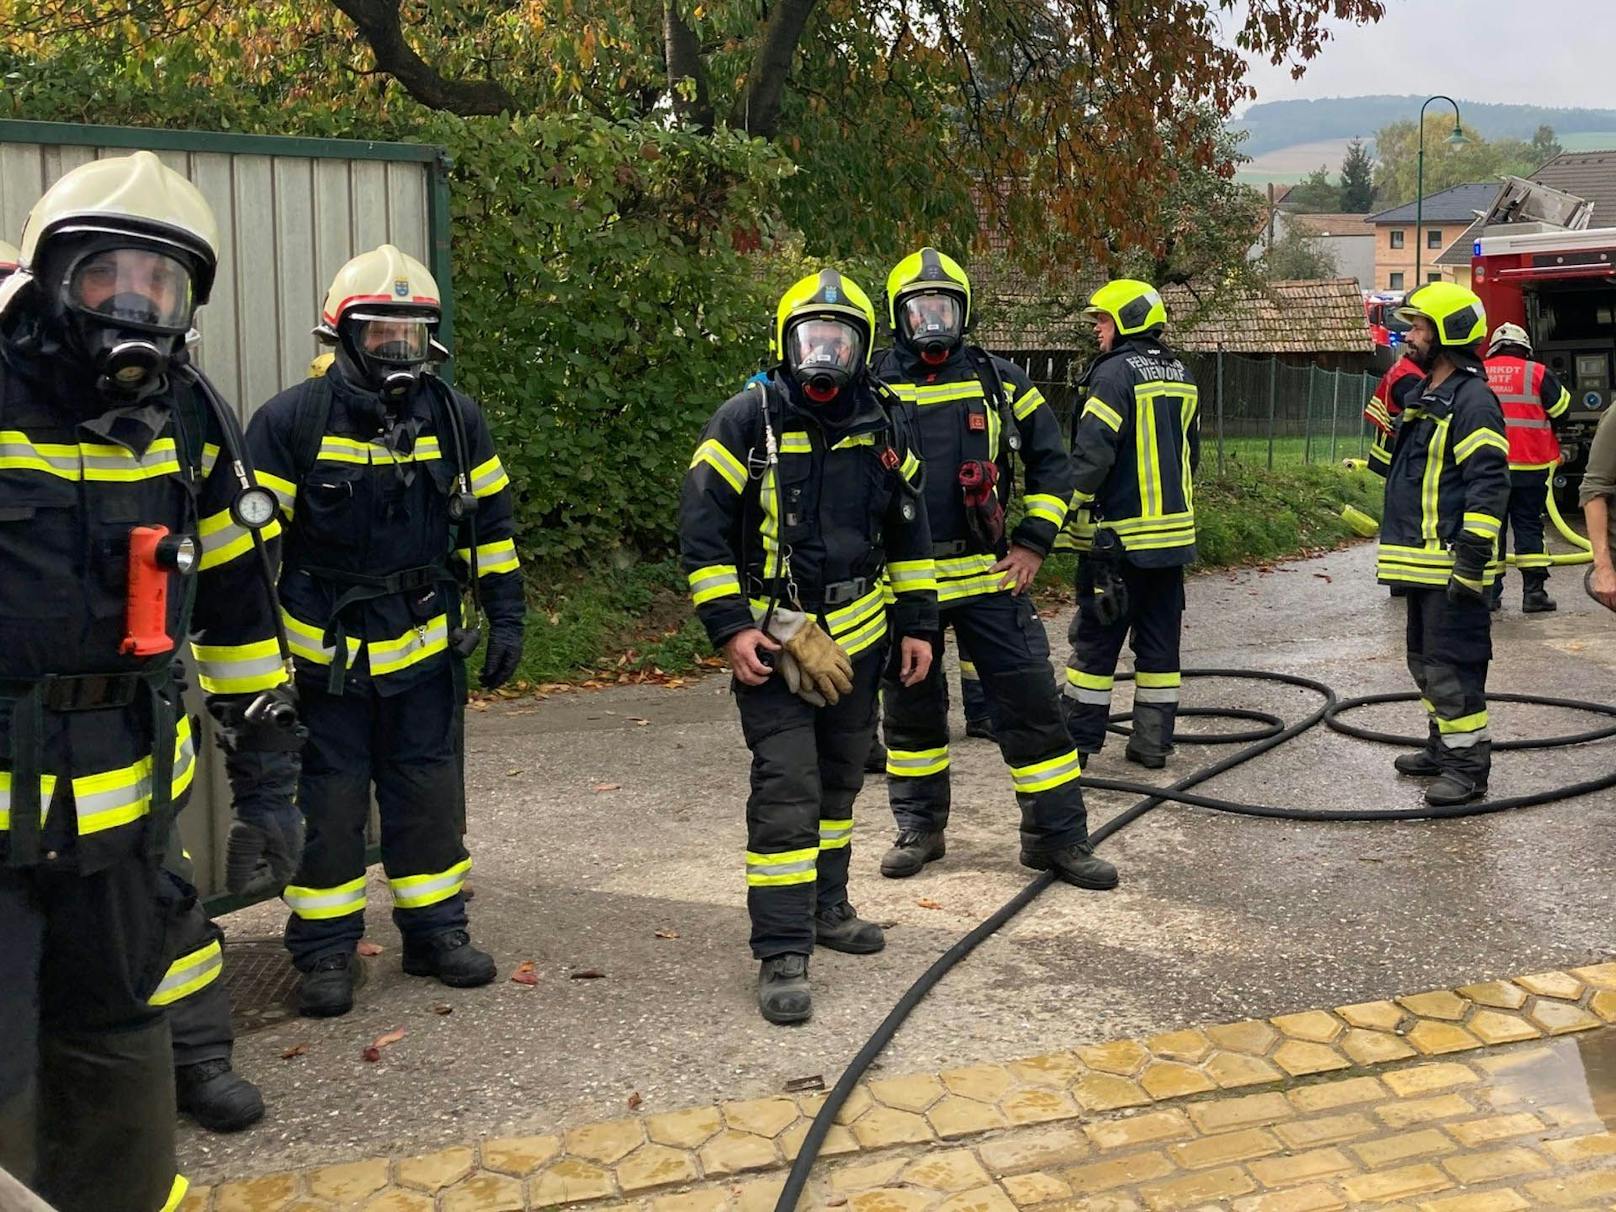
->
[[1484, 356, 1560, 470]]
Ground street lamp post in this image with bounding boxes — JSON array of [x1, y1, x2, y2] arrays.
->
[[1414, 95, 1467, 285]]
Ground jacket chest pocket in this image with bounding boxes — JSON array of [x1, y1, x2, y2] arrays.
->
[[297, 462, 367, 559], [0, 474, 79, 620], [775, 455, 817, 545]]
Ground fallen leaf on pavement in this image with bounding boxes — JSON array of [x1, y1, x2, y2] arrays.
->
[[1313, 573, 1332, 583], [594, 783, 622, 792], [280, 1043, 308, 1059], [362, 1026, 406, 1062], [654, 929, 680, 940], [627, 1091, 643, 1111], [628, 717, 650, 726], [433, 1004, 454, 1016], [784, 1074, 826, 1093], [506, 768, 525, 777], [570, 968, 606, 980], [511, 960, 539, 986], [357, 941, 383, 957], [916, 898, 943, 910]]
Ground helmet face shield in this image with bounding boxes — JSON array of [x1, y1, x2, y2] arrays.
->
[[898, 291, 964, 358], [786, 316, 864, 401], [348, 311, 433, 366], [66, 247, 194, 333]]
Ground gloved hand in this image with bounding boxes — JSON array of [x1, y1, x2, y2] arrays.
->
[[1446, 572, 1488, 607], [1447, 533, 1493, 607], [209, 686, 308, 755], [481, 621, 524, 689], [226, 805, 304, 897], [1086, 530, 1129, 627], [777, 649, 827, 707]]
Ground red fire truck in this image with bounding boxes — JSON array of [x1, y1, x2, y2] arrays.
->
[[1473, 224, 1616, 503], [1363, 290, 1408, 367]]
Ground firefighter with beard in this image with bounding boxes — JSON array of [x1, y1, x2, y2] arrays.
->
[[873, 249, 1114, 891], [1061, 280, 1200, 771], [1377, 283, 1510, 806], [679, 269, 937, 1023], [246, 245, 524, 1016], [0, 152, 299, 1211]]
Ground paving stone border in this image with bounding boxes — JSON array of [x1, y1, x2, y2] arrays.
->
[[181, 963, 1616, 1211]]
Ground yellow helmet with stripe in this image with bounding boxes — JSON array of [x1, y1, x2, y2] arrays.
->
[[773, 269, 875, 403], [1396, 282, 1486, 348], [1083, 279, 1167, 337], [886, 247, 971, 344]]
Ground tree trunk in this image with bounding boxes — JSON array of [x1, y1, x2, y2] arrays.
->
[[333, 0, 516, 116], [729, 0, 818, 137], [663, 0, 716, 131]]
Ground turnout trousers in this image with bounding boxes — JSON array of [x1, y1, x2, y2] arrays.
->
[[155, 840, 232, 1067], [0, 843, 187, 1212], [953, 629, 991, 725], [1404, 587, 1493, 788], [1063, 561, 1185, 759], [883, 592, 1087, 853], [735, 644, 884, 959], [1498, 471, 1552, 589], [282, 663, 470, 969]]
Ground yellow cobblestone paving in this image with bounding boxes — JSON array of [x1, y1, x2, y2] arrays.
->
[[180, 965, 1616, 1211]]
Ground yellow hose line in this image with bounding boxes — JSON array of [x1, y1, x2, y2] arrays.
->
[[1505, 465, 1591, 567]]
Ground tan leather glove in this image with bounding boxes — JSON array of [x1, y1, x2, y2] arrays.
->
[[777, 648, 827, 707], [781, 618, 854, 705]]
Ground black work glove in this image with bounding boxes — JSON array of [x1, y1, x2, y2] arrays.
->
[[1085, 531, 1129, 627], [226, 809, 305, 898], [481, 621, 524, 689], [209, 686, 308, 755], [1447, 533, 1493, 608]]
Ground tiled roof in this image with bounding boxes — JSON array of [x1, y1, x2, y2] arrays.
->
[[1368, 183, 1499, 225], [1283, 212, 1374, 236], [975, 272, 1374, 354], [1529, 149, 1616, 224], [1434, 219, 1486, 267]]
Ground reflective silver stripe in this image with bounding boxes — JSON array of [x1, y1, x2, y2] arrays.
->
[[885, 751, 949, 774], [148, 942, 223, 1005], [1011, 752, 1082, 793], [471, 460, 508, 493], [1439, 728, 1490, 750], [1063, 684, 1113, 705], [72, 730, 196, 821], [196, 650, 284, 685], [389, 859, 470, 907], [1133, 686, 1180, 703], [746, 856, 817, 878], [1504, 418, 1552, 430], [818, 822, 853, 844], [0, 440, 78, 474], [284, 884, 366, 914]]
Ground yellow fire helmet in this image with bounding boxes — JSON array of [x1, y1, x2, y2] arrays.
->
[[0, 239, 18, 279], [18, 150, 219, 305], [1396, 282, 1487, 349], [315, 243, 441, 339], [886, 247, 971, 329], [773, 268, 875, 360], [1083, 278, 1167, 337]]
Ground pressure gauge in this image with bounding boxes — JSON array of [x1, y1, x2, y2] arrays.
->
[[232, 485, 279, 530]]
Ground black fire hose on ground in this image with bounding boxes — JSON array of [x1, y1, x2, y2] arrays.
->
[[774, 668, 1616, 1211]]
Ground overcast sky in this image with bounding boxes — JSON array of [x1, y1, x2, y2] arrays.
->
[[1234, 0, 1616, 112]]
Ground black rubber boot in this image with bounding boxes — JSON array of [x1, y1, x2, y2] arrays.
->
[[814, 901, 886, 954], [1425, 773, 1487, 807], [758, 954, 812, 1024], [402, 928, 497, 988], [1394, 749, 1443, 776], [298, 952, 365, 1018], [879, 829, 946, 878], [1487, 581, 1503, 613], [1522, 581, 1557, 613], [1125, 745, 1167, 770], [864, 738, 889, 775], [175, 1058, 266, 1133], [964, 715, 998, 742], [1022, 842, 1120, 890]]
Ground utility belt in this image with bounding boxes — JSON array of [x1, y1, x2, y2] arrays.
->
[[748, 573, 878, 612], [297, 560, 463, 695], [1, 663, 180, 868]]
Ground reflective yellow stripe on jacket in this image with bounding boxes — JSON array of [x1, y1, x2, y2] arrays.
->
[[0, 716, 197, 837]]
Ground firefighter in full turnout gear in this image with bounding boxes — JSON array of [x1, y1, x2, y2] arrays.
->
[[873, 249, 1114, 890], [1483, 322, 1570, 614], [0, 152, 299, 1211], [1378, 283, 1510, 807], [246, 244, 524, 1017], [679, 269, 938, 1024], [1061, 280, 1200, 770]]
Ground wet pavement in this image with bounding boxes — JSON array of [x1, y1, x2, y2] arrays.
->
[[181, 542, 1616, 1184]]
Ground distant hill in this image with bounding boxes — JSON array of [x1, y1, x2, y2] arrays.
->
[[1231, 96, 1616, 157]]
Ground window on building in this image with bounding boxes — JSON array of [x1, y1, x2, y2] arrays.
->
[[1390, 230, 1405, 249], [1389, 272, 1405, 290], [1428, 271, 1442, 283], [1428, 229, 1444, 249]]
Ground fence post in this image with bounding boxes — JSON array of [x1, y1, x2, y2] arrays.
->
[[1266, 357, 1278, 471], [1303, 365, 1317, 465], [1330, 369, 1342, 464], [1216, 343, 1225, 477]]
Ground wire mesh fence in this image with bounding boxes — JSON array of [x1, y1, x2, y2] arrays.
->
[[1000, 349, 1384, 475]]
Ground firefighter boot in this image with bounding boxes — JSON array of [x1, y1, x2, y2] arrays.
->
[[865, 736, 889, 775], [1021, 842, 1120, 890], [1395, 722, 1442, 777], [402, 928, 497, 988], [176, 1058, 266, 1133], [1425, 773, 1487, 807], [1522, 574, 1557, 614], [964, 715, 998, 742], [880, 829, 946, 878], [814, 901, 886, 954], [758, 953, 812, 1025], [298, 952, 366, 1018], [1125, 745, 1167, 770]]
